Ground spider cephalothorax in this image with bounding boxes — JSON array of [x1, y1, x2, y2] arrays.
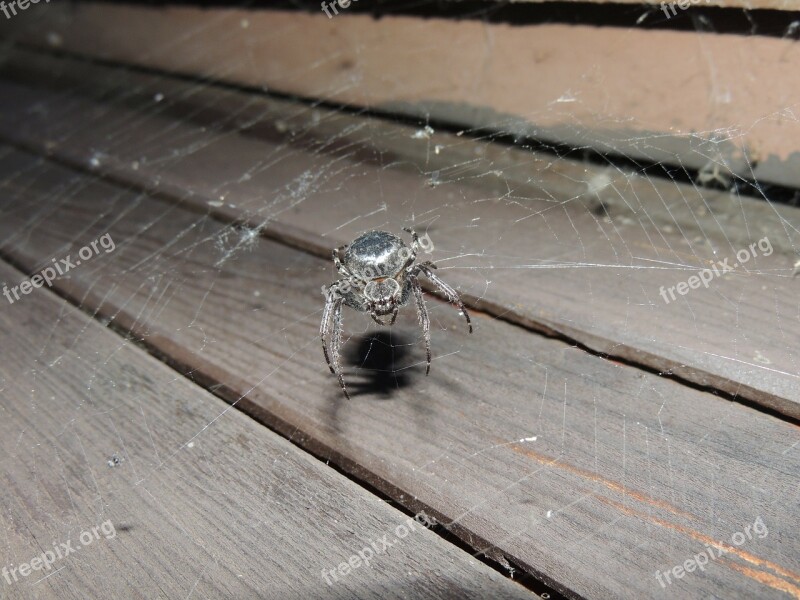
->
[[320, 228, 472, 398], [363, 277, 401, 321]]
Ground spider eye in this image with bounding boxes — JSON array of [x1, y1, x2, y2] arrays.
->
[[363, 281, 377, 300], [364, 279, 399, 301]]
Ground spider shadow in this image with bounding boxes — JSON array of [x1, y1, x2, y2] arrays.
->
[[324, 329, 427, 433], [322, 325, 473, 437], [340, 330, 418, 399]]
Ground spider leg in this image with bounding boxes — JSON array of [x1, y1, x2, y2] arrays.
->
[[410, 278, 432, 375], [320, 285, 350, 398], [416, 262, 472, 333], [320, 288, 338, 374], [402, 226, 422, 253], [331, 298, 349, 399], [333, 247, 369, 288], [332, 245, 355, 279], [389, 306, 399, 326], [403, 226, 435, 257], [332, 245, 346, 266]]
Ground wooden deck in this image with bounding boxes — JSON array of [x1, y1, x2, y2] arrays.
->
[[0, 21, 799, 600], [0, 259, 534, 599]]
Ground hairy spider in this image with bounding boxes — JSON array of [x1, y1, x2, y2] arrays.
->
[[320, 228, 472, 398]]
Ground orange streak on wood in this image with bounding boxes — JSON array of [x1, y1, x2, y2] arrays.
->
[[597, 495, 800, 590], [509, 442, 697, 520], [719, 559, 800, 600]]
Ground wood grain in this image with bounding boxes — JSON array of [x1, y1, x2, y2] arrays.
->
[[0, 256, 539, 599], [0, 148, 797, 599], [2, 3, 800, 187], [0, 52, 797, 419]]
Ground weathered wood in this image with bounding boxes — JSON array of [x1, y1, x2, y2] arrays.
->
[[0, 52, 797, 419], [0, 148, 797, 599], [0, 256, 538, 599], [2, 3, 800, 187]]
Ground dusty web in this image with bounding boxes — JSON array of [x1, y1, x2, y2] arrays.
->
[[0, 3, 798, 598]]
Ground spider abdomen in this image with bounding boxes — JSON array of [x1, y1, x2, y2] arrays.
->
[[344, 230, 409, 279]]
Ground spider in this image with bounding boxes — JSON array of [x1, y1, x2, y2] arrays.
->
[[320, 228, 472, 398]]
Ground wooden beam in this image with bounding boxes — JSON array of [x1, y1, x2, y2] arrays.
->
[[3, 3, 800, 187]]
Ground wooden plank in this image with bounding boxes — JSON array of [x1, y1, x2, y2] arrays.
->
[[0, 256, 538, 599], [0, 52, 797, 419], [3, 3, 800, 187], [0, 148, 797, 599], [3, 47, 798, 255]]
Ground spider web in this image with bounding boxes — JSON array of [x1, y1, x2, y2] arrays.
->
[[0, 2, 798, 599]]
